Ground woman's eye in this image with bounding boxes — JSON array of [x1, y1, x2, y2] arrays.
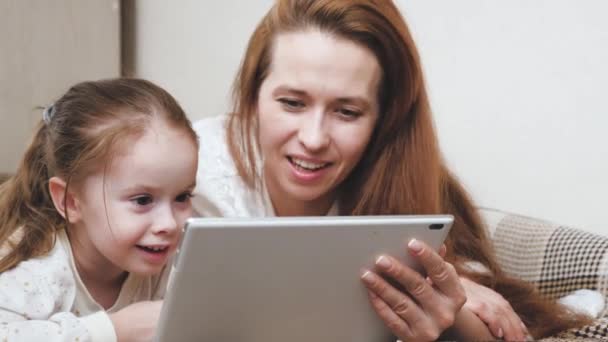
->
[[278, 98, 304, 110], [337, 108, 361, 118], [176, 192, 193, 203], [132, 195, 153, 206]]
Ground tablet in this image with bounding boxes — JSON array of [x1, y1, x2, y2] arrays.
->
[[155, 215, 453, 342]]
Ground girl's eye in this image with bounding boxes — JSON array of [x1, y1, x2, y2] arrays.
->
[[278, 98, 305, 111], [176, 192, 193, 203], [132, 195, 153, 206]]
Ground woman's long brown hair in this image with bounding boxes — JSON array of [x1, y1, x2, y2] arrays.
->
[[0, 78, 197, 272], [226, 0, 591, 338]]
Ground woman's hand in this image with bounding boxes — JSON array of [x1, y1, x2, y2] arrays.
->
[[460, 277, 529, 341], [109, 300, 163, 342], [360, 239, 466, 341]]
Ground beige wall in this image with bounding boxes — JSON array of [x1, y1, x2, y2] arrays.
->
[[0, 0, 120, 174], [127, 0, 273, 120]]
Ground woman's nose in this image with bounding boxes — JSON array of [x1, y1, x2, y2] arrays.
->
[[297, 110, 330, 152]]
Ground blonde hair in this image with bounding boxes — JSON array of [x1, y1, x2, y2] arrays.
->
[[0, 78, 197, 272]]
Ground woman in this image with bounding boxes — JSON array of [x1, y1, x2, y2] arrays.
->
[[193, 0, 590, 340]]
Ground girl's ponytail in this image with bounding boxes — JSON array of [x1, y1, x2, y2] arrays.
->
[[0, 121, 63, 272]]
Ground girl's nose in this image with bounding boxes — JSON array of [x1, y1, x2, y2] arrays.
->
[[153, 205, 178, 235]]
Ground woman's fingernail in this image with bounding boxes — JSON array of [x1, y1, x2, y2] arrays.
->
[[408, 239, 423, 253], [375, 255, 391, 269], [497, 328, 504, 338], [361, 270, 374, 284]]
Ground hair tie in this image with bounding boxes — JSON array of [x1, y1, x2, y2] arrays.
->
[[42, 105, 55, 124]]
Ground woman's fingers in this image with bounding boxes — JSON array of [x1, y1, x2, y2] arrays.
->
[[364, 285, 414, 338], [502, 315, 527, 342], [438, 244, 447, 258], [488, 310, 525, 342], [460, 277, 527, 341], [408, 239, 465, 305], [361, 271, 439, 341], [475, 301, 518, 340], [374, 255, 443, 310], [373, 252, 462, 331], [360, 240, 466, 341]]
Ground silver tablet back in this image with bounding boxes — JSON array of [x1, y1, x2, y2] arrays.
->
[[156, 215, 453, 342]]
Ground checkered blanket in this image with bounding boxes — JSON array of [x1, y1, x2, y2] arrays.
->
[[480, 207, 608, 340]]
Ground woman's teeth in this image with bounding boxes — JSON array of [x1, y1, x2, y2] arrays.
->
[[289, 157, 328, 171]]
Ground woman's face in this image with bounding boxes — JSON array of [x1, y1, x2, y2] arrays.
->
[[257, 30, 381, 214]]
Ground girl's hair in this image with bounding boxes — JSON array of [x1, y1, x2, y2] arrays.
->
[[0, 78, 197, 272], [226, 0, 591, 338]]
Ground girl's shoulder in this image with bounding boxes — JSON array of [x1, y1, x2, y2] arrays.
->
[[1, 231, 74, 281], [0, 232, 76, 309]]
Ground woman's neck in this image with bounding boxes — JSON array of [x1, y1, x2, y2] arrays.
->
[[272, 196, 334, 216]]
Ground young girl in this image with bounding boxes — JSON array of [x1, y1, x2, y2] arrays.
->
[[0, 78, 198, 341]]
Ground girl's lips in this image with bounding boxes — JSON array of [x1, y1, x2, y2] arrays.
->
[[135, 244, 172, 264]]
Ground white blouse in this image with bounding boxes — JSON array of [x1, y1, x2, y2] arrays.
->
[[0, 230, 168, 342], [192, 115, 272, 218]]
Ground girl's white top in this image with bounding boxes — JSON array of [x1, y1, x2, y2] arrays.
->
[[0, 229, 168, 342]]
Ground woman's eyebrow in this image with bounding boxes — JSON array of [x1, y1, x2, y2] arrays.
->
[[272, 85, 309, 97], [336, 97, 371, 110], [273, 85, 372, 109]]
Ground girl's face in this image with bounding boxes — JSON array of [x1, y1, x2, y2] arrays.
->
[[257, 30, 381, 215], [71, 119, 198, 278]]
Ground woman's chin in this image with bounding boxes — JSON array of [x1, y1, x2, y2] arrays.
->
[[282, 183, 335, 205]]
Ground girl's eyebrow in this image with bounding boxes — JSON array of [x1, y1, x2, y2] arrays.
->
[[120, 182, 196, 194], [121, 184, 158, 194]]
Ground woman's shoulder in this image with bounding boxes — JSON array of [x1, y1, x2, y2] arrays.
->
[[191, 115, 269, 217], [192, 114, 226, 139], [192, 115, 228, 150], [193, 115, 237, 180], [192, 115, 245, 216]]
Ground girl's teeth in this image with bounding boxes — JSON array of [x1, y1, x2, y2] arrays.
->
[[141, 246, 167, 252]]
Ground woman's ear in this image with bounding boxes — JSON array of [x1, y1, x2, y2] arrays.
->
[[48, 177, 82, 223]]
